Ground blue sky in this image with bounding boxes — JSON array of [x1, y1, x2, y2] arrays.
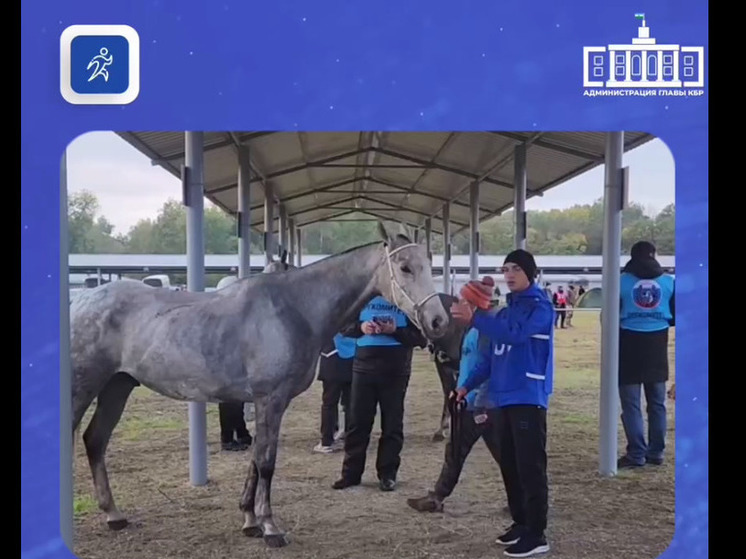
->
[[66, 131, 675, 236]]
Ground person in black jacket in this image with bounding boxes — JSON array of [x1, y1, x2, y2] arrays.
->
[[314, 333, 356, 453], [218, 402, 252, 451], [332, 295, 427, 492]]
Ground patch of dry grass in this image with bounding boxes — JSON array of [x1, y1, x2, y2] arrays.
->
[[72, 310, 675, 559]]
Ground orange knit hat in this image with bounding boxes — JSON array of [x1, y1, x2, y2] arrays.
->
[[459, 276, 495, 310]]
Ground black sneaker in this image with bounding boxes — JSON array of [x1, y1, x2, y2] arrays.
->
[[618, 456, 644, 469], [237, 433, 253, 447], [332, 477, 360, 490], [379, 478, 396, 492], [496, 523, 528, 546], [504, 533, 550, 557], [646, 456, 663, 466], [221, 440, 244, 451]]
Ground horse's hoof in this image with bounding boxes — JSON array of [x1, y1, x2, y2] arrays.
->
[[431, 432, 445, 442], [263, 534, 289, 548], [242, 525, 263, 538], [107, 518, 129, 531]]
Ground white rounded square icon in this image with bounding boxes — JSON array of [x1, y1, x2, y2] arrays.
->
[[60, 25, 140, 105]]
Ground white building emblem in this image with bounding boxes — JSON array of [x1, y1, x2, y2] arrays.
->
[[583, 14, 704, 95]]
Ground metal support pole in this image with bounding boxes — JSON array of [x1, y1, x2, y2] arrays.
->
[[237, 146, 252, 279], [185, 131, 208, 486], [59, 150, 73, 549], [296, 228, 302, 267], [425, 217, 432, 262], [469, 182, 479, 280], [264, 186, 275, 265], [279, 205, 288, 256], [514, 144, 527, 250], [599, 131, 624, 477], [442, 203, 451, 295], [288, 219, 296, 263]]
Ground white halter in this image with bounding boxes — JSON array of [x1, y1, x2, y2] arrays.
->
[[385, 243, 439, 331]]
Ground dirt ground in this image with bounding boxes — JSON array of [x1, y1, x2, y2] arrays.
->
[[72, 311, 676, 559]]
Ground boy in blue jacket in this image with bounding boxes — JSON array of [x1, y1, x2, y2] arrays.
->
[[453, 249, 554, 558]]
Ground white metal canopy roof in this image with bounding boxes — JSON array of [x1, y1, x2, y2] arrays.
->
[[117, 131, 654, 235]]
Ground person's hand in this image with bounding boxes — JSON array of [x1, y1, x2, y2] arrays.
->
[[361, 321, 381, 335], [378, 319, 396, 334], [450, 387, 468, 402], [450, 300, 474, 325]]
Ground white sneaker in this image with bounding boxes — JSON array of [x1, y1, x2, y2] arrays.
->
[[313, 443, 334, 454]]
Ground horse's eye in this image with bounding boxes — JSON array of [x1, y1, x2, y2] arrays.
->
[[400, 264, 412, 274]]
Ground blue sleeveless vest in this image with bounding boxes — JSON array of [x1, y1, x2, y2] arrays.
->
[[356, 295, 408, 347], [620, 272, 674, 332]]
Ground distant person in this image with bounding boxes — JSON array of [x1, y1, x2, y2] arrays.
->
[[314, 333, 356, 454], [543, 282, 553, 300], [617, 241, 675, 469], [332, 295, 427, 492], [565, 285, 578, 327], [552, 286, 568, 329]]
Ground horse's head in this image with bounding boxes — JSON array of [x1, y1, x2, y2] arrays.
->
[[375, 221, 449, 340], [427, 292, 468, 363], [263, 250, 296, 274]]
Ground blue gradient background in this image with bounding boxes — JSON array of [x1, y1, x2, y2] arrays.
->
[[21, 1, 708, 558]]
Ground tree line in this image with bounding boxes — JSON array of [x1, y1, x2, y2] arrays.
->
[[68, 190, 675, 256]]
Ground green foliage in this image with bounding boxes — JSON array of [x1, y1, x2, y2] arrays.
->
[[68, 193, 675, 256]]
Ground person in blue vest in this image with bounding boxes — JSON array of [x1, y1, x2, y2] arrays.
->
[[407, 277, 504, 514], [313, 333, 356, 454], [332, 295, 427, 492], [452, 249, 554, 558], [617, 240, 675, 469]]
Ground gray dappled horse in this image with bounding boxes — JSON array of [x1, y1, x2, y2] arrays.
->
[[69, 221, 448, 548]]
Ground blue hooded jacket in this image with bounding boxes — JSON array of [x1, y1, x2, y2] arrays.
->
[[458, 327, 496, 409], [457, 282, 555, 409]]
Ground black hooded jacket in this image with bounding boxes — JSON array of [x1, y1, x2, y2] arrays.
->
[[617, 255, 676, 384]]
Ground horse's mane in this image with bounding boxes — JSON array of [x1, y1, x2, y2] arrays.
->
[[301, 233, 417, 274]]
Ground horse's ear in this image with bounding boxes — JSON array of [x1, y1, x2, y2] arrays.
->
[[397, 222, 411, 240], [377, 221, 392, 244]]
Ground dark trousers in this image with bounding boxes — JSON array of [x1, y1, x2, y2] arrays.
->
[[555, 308, 566, 328], [320, 380, 352, 446], [342, 372, 410, 482], [218, 402, 251, 443], [433, 408, 501, 499], [496, 405, 549, 538]]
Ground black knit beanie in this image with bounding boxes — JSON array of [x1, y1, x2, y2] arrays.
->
[[503, 249, 537, 283], [630, 241, 656, 260]]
